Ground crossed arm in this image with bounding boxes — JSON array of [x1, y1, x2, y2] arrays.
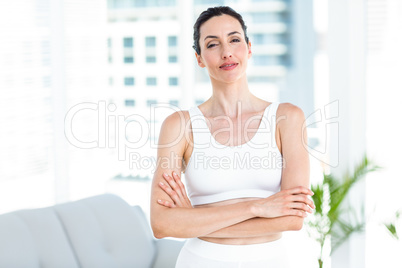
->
[[157, 172, 313, 239], [150, 103, 313, 239]]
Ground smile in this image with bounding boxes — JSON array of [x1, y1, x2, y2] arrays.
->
[[219, 63, 238, 70]]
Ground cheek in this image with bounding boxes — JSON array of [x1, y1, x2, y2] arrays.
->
[[239, 44, 250, 55], [203, 53, 218, 68], [232, 44, 248, 58]]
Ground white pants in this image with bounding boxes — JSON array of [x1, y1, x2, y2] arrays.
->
[[175, 238, 291, 268]]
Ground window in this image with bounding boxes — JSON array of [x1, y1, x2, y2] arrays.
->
[[109, 77, 114, 86], [125, 99, 136, 107], [251, 12, 283, 23], [168, 55, 177, 63], [169, 77, 178, 86], [253, 55, 282, 66], [253, 34, 264, 45], [248, 76, 271, 83], [195, 99, 204, 105], [43, 76, 51, 87], [169, 100, 179, 107], [195, 0, 224, 5], [123, 37, 133, 48], [108, 38, 112, 48], [146, 77, 157, 86], [134, 0, 147, 7], [109, 0, 176, 8], [124, 77, 135, 86], [168, 36, 177, 47], [124, 57, 134, 63], [252, 34, 285, 45], [146, 56, 156, 63], [145, 36, 156, 47], [146, 99, 158, 107]]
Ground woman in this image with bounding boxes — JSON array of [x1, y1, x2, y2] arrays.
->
[[150, 6, 314, 267]]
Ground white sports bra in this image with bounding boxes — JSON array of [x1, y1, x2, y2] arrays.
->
[[183, 102, 283, 206]]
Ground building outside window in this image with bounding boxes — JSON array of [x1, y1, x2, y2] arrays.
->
[[108, 38, 112, 63], [251, 12, 284, 23], [124, 77, 135, 86], [145, 36, 156, 47], [253, 55, 283, 66], [252, 33, 284, 45], [124, 57, 134, 63], [248, 76, 272, 83], [195, 99, 205, 105], [108, 0, 176, 8], [168, 55, 177, 63], [195, 0, 225, 5], [169, 100, 179, 107], [146, 77, 157, 86], [146, 56, 156, 63], [42, 76, 51, 88], [123, 37, 133, 47], [125, 99, 135, 107], [168, 36, 177, 47], [169, 77, 178, 86], [146, 99, 157, 107]]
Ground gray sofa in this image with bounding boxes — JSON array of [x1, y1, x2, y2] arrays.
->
[[0, 194, 184, 268]]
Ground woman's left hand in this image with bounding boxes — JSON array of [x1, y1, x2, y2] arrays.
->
[[157, 171, 192, 208]]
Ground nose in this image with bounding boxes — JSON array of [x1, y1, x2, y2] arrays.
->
[[221, 44, 232, 59]]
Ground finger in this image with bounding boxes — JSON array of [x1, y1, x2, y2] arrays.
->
[[157, 199, 176, 208], [171, 172, 184, 195], [287, 208, 308, 218], [163, 173, 182, 198], [159, 182, 183, 206], [170, 172, 191, 208], [172, 172, 191, 205], [171, 172, 192, 208], [290, 195, 315, 209], [288, 194, 315, 209], [158, 181, 172, 195], [293, 194, 315, 209], [288, 186, 313, 195], [172, 172, 186, 196], [287, 186, 314, 196], [289, 202, 313, 213]]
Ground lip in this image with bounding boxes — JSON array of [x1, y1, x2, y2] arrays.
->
[[219, 62, 238, 70]]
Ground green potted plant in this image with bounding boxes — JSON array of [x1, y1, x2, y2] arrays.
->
[[383, 210, 401, 240], [306, 154, 380, 268]]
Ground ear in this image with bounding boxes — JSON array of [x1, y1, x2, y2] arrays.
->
[[195, 52, 205, 68], [247, 41, 252, 59]]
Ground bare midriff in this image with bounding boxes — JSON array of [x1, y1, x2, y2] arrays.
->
[[194, 197, 282, 245]]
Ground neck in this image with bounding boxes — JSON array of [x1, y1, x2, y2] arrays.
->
[[207, 75, 257, 118]]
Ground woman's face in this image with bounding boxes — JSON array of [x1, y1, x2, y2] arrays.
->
[[196, 14, 252, 84]]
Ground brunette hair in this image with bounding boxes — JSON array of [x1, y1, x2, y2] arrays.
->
[[193, 6, 249, 55]]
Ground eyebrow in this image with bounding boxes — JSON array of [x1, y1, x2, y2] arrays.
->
[[204, 31, 241, 41]]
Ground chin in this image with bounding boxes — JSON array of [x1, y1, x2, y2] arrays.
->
[[222, 73, 247, 84], [209, 71, 246, 84]]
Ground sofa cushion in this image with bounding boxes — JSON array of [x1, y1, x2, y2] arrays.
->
[[152, 239, 185, 268], [54, 194, 156, 268], [0, 208, 80, 268]]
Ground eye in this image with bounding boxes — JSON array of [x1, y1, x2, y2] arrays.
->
[[207, 43, 217, 48], [231, 38, 241, 43]]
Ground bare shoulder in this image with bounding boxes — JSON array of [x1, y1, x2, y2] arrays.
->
[[277, 102, 305, 118], [162, 110, 190, 127], [158, 110, 191, 148], [276, 102, 306, 128]]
